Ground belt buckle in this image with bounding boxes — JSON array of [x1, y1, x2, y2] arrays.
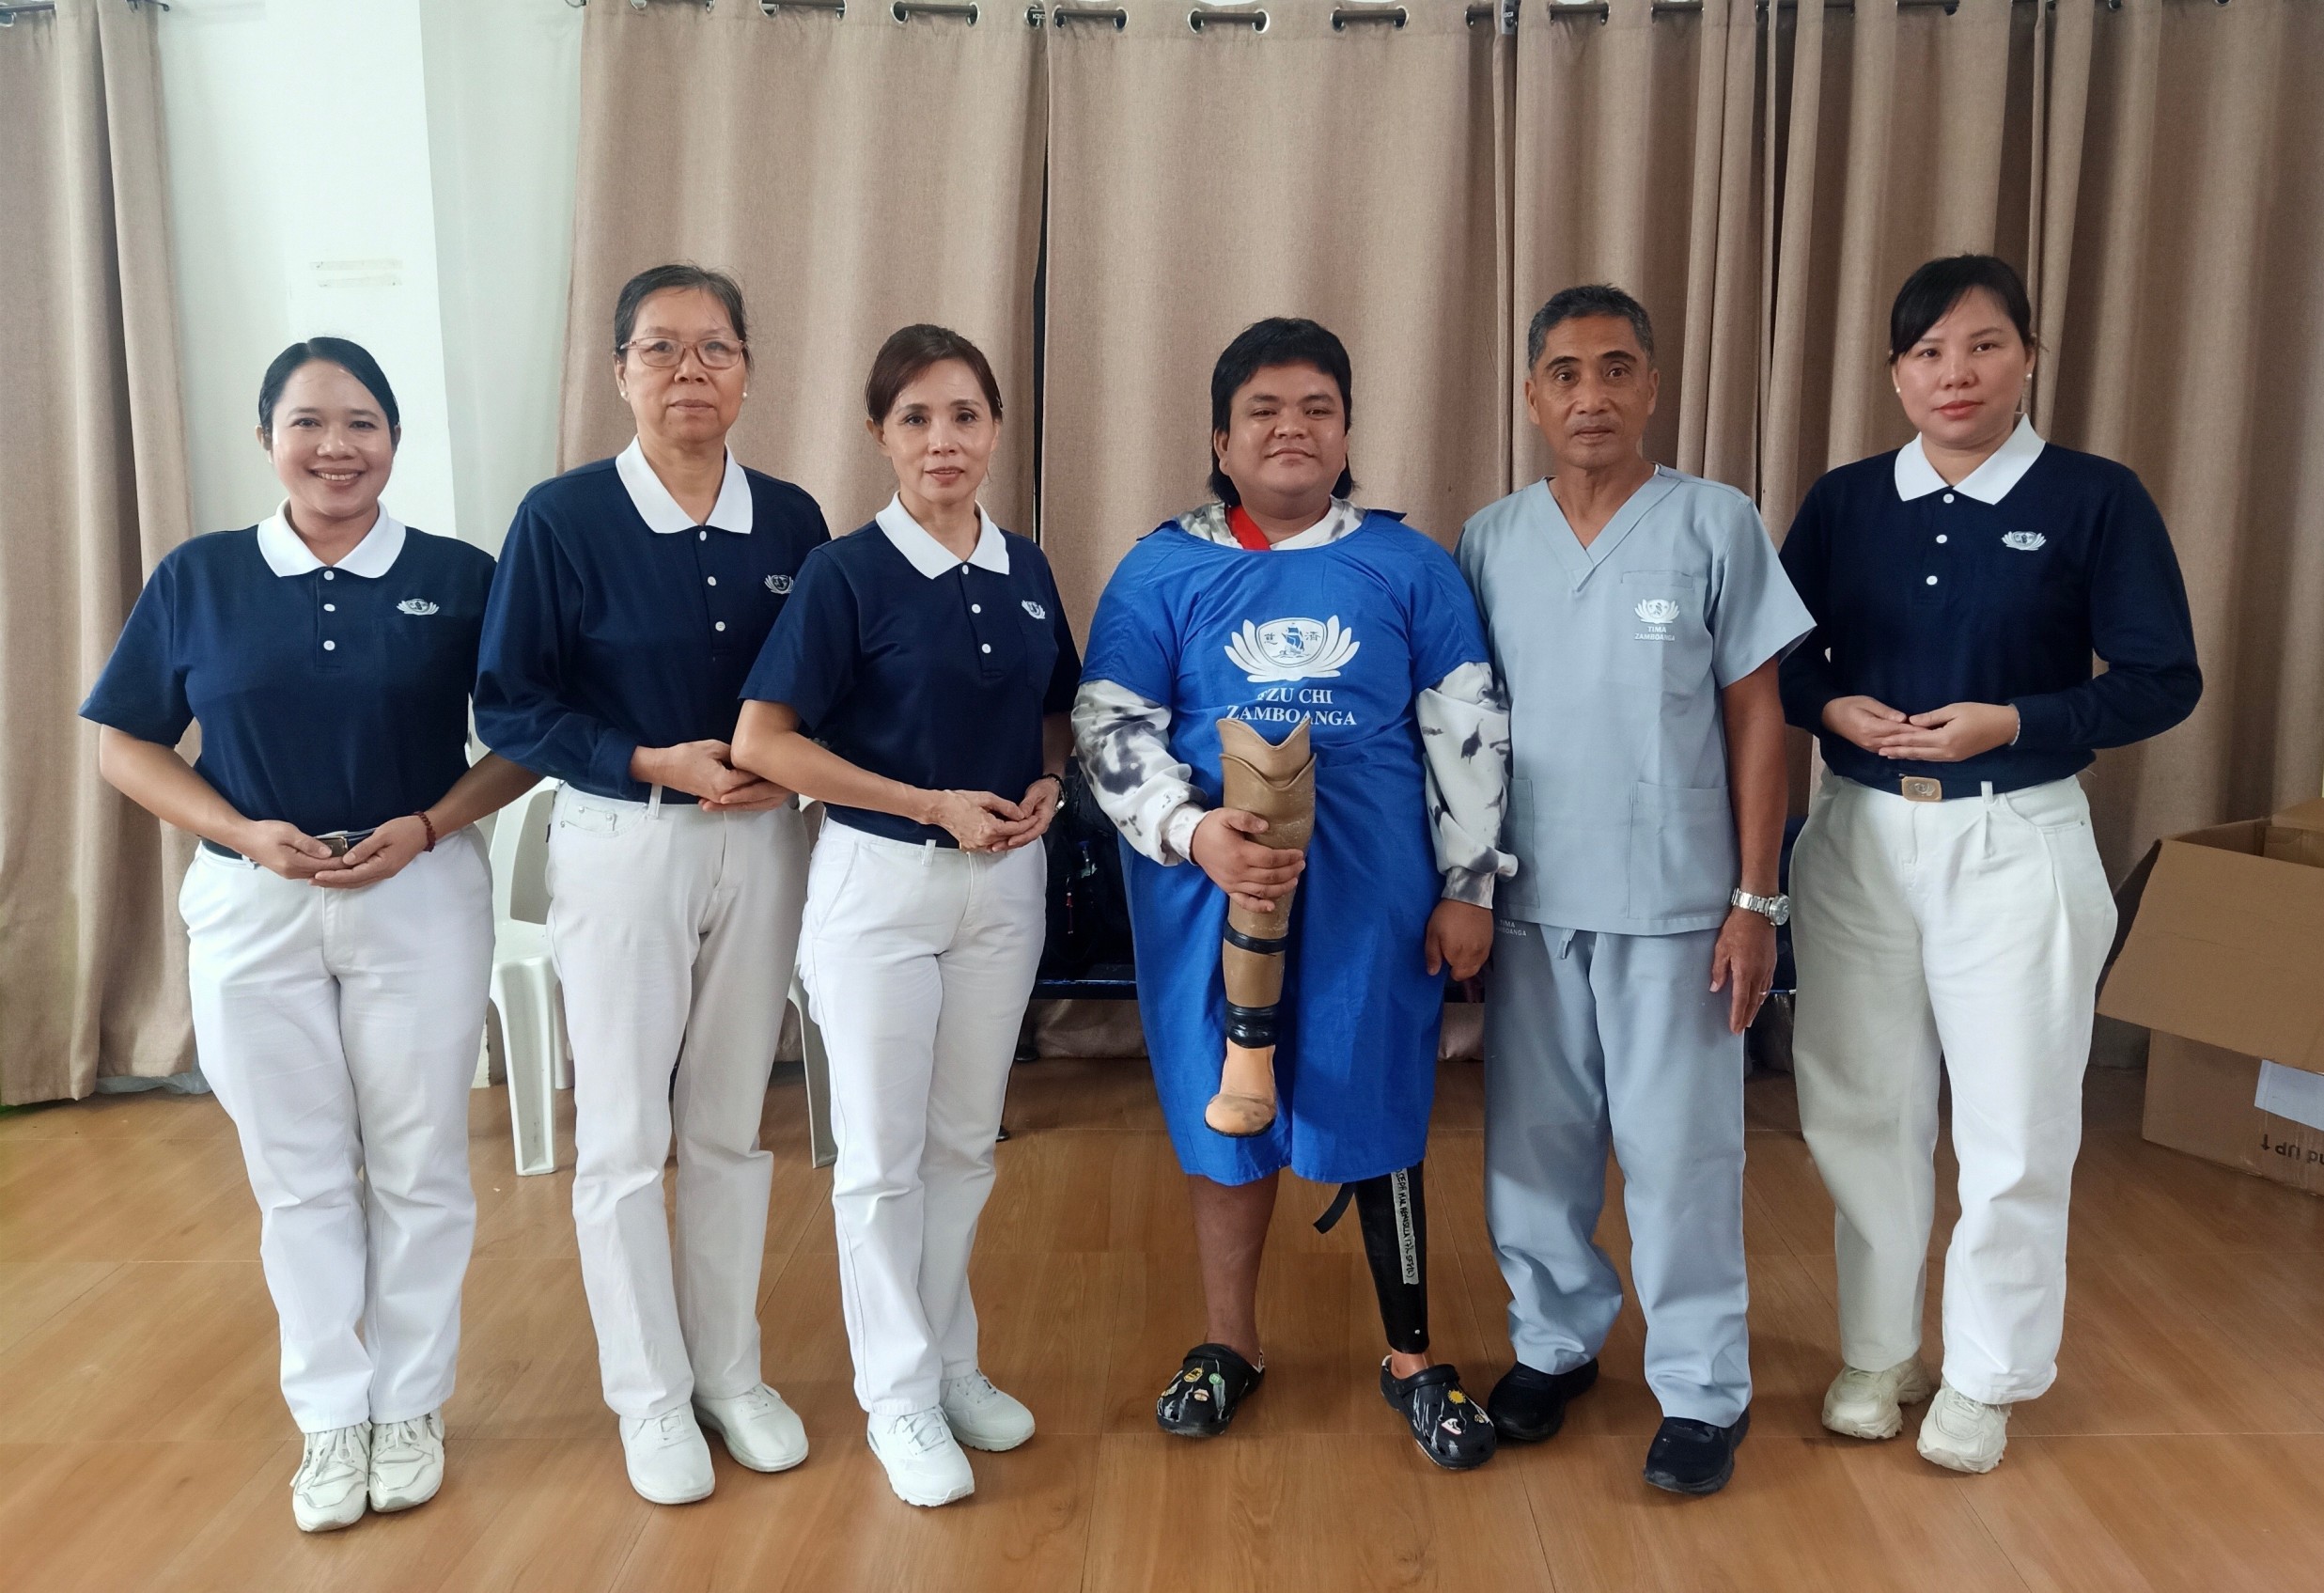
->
[[1900, 777, 1944, 804]]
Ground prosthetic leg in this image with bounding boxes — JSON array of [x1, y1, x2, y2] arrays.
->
[[1318, 1164, 1498, 1470], [1205, 717, 1315, 1138]]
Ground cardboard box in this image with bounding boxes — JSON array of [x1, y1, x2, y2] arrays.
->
[[2098, 797, 2324, 1074], [2142, 1034, 2324, 1195]]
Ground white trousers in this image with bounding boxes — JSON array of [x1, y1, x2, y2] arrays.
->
[[548, 788, 809, 1419], [797, 821, 1046, 1418], [181, 832, 492, 1432], [1791, 774, 2115, 1405]]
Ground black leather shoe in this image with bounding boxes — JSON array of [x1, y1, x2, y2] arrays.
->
[[1643, 1408, 1750, 1495], [1486, 1358, 1599, 1444], [1381, 1360, 1497, 1470]]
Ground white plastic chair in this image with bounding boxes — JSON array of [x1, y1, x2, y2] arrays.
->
[[487, 780, 567, 1176]]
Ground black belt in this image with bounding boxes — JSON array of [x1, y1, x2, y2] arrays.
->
[[1842, 773, 2020, 804], [201, 826, 375, 863]]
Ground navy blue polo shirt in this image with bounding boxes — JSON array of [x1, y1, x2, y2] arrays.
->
[[475, 442, 830, 802], [79, 509, 495, 836], [1779, 419, 2201, 796], [741, 497, 1083, 846]]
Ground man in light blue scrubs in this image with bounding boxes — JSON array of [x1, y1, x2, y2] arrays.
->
[[1457, 286, 1811, 1497]]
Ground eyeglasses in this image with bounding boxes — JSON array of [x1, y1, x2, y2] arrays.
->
[[621, 336, 745, 370]]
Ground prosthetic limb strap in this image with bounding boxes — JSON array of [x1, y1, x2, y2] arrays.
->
[[1215, 718, 1315, 1046]]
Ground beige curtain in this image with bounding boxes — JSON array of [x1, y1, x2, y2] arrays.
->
[[0, 0, 193, 1104], [1511, 0, 1764, 492], [1039, 0, 1510, 630], [1760, 0, 2039, 536], [558, 0, 1046, 535], [2033, 0, 2324, 861]]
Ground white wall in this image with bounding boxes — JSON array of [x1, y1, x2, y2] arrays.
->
[[158, 0, 583, 553]]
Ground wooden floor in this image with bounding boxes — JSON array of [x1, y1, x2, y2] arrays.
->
[[5, 1060, 2324, 1593]]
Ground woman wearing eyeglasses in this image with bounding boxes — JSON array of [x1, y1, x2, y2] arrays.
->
[[476, 265, 831, 1506]]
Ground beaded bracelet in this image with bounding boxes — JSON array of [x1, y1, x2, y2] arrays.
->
[[414, 811, 437, 852]]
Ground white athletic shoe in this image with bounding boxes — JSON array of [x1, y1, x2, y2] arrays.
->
[[1916, 1382, 2010, 1474], [940, 1371, 1036, 1453], [1821, 1357, 1935, 1441], [619, 1408, 716, 1505], [367, 1410, 445, 1512], [867, 1407, 976, 1507], [694, 1384, 809, 1474], [290, 1423, 372, 1533]]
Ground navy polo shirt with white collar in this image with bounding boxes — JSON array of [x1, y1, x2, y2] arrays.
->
[[1779, 417, 2202, 796], [79, 506, 496, 836], [741, 495, 1083, 846], [475, 440, 830, 802]]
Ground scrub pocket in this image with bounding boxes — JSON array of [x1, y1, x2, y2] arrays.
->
[[1629, 781, 1737, 923], [1618, 570, 1714, 700]]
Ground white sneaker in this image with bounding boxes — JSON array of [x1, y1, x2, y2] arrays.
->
[[291, 1424, 371, 1533], [1916, 1382, 2010, 1474], [618, 1408, 715, 1505], [694, 1384, 809, 1474], [1821, 1357, 1934, 1441], [941, 1371, 1036, 1453], [367, 1410, 445, 1512], [866, 1407, 975, 1507]]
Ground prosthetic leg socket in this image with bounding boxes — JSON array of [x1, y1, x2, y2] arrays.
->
[[1206, 717, 1315, 1137]]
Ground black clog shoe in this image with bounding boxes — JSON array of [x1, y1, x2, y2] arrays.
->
[[1381, 1360, 1498, 1471], [1156, 1343, 1263, 1438]]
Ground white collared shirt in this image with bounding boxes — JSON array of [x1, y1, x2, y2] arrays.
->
[[1894, 414, 2047, 505], [615, 438, 755, 535], [255, 503, 408, 579], [874, 492, 1011, 578]]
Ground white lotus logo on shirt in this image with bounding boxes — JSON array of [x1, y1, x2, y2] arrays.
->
[[1022, 599, 1047, 621], [397, 599, 439, 616], [2002, 531, 2047, 552], [765, 573, 793, 595], [1224, 617, 1361, 682], [1632, 599, 1680, 626]]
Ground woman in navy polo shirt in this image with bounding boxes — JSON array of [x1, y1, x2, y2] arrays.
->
[[474, 266, 830, 1507], [733, 324, 1078, 1508], [1780, 255, 2201, 1476], [82, 338, 538, 1534]]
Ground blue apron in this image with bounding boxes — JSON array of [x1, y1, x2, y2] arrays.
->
[[1081, 514, 1490, 1185]]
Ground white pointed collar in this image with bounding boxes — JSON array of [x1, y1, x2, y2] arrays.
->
[[876, 493, 1010, 579], [616, 438, 754, 535], [1895, 414, 2047, 505], [257, 503, 406, 579]]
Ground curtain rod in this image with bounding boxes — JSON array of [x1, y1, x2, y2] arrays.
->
[[565, 0, 2244, 19], [0, 0, 168, 19]]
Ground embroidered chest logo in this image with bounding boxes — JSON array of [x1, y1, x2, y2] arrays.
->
[[2002, 531, 2047, 552], [765, 573, 793, 595], [1633, 599, 1680, 626], [396, 599, 439, 617], [1225, 617, 1361, 683], [1022, 599, 1048, 621]]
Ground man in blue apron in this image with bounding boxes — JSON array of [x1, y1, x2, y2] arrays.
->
[[1075, 319, 1516, 1469], [1458, 286, 1812, 1495]]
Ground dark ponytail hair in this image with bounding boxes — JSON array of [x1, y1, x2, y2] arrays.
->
[[1207, 318, 1356, 508], [257, 337, 400, 442], [1888, 255, 2036, 362]]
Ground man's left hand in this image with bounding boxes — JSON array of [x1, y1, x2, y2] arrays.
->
[[1708, 905, 1777, 1035], [1425, 899, 1494, 981]]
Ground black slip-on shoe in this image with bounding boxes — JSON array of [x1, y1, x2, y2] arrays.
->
[[1486, 1358, 1599, 1444], [1380, 1361, 1497, 1471], [1156, 1343, 1263, 1439], [1643, 1408, 1751, 1496]]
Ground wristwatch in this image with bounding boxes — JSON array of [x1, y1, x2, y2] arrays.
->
[[1730, 888, 1790, 927]]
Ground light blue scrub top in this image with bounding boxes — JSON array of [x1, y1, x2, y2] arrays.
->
[[1458, 467, 1813, 937]]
